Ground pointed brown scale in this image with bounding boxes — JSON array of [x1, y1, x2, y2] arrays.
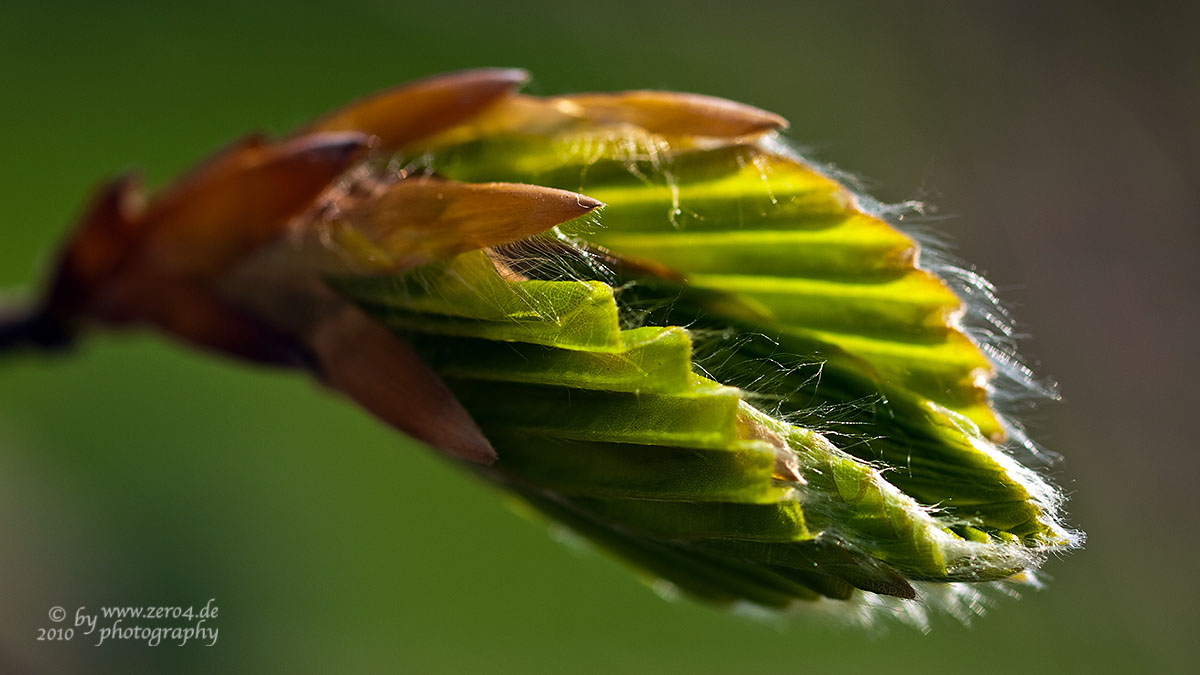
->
[[308, 305, 498, 465], [304, 68, 529, 151], [145, 134, 270, 211], [113, 276, 313, 367], [0, 178, 139, 349], [44, 174, 145, 316], [318, 177, 603, 271], [556, 91, 788, 138], [136, 132, 369, 277]]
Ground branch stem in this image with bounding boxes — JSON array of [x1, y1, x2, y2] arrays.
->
[[0, 303, 75, 355]]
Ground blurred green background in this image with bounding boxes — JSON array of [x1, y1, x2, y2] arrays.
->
[[2, 2, 1196, 673]]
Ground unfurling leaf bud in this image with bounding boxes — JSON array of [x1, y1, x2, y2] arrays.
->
[[7, 69, 1080, 628]]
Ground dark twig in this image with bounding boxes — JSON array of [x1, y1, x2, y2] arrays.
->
[[0, 303, 75, 355]]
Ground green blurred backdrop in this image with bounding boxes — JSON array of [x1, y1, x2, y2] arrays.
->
[[2, 2, 1196, 673]]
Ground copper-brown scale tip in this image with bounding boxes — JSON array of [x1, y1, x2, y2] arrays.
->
[[305, 68, 531, 151]]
